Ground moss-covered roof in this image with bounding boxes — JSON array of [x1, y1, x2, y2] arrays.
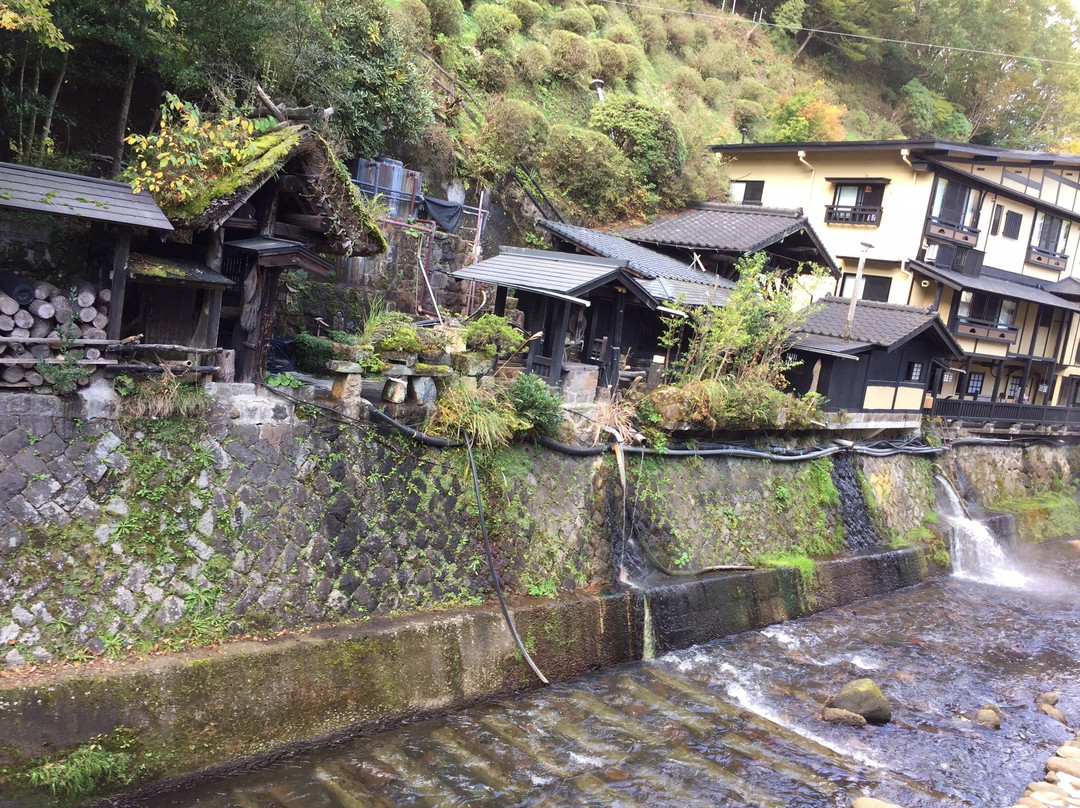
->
[[127, 252, 234, 287], [160, 125, 386, 258]]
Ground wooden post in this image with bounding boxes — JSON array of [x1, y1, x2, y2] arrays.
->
[[253, 268, 282, 381], [206, 288, 223, 349], [610, 288, 626, 390], [549, 300, 572, 386], [106, 229, 131, 341], [990, 358, 1003, 402]]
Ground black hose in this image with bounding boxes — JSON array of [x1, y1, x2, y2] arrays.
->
[[464, 433, 549, 685]]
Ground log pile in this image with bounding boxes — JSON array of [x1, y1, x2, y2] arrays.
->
[[0, 276, 115, 392]]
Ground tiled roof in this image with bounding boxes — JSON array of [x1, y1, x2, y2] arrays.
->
[[0, 161, 173, 230], [539, 219, 732, 287], [799, 295, 961, 358], [618, 204, 812, 253], [911, 261, 1080, 312]]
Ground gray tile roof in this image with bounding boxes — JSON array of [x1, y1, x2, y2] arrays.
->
[[911, 260, 1080, 312], [0, 161, 173, 230], [799, 295, 962, 357], [539, 219, 733, 287], [618, 204, 812, 253], [1048, 276, 1080, 299], [454, 247, 654, 305]]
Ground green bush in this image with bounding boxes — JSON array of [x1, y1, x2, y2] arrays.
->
[[509, 372, 564, 436], [478, 48, 513, 92], [375, 326, 423, 354], [508, 0, 543, 29], [516, 40, 551, 83], [466, 98, 549, 180], [691, 39, 741, 81], [672, 66, 706, 101], [620, 43, 645, 79], [424, 0, 464, 37], [588, 94, 687, 195], [393, 0, 432, 47], [473, 3, 522, 50], [22, 740, 134, 802], [734, 98, 767, 128], [425, 382, 527, 449], [587, 3, 608, 27], [542, 124, 649, 223], [547, 29, 597, 81], [591, 38, 629, 84], [635, 13, 667, 53], [294, 332, 335, 373], [465, 313, 523, 357], [664, 15, 700, 52], [605, 23, 640, 46], [554, 6, 595, 35]]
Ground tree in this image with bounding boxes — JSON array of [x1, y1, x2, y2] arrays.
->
[[770, 87, 846, 142]]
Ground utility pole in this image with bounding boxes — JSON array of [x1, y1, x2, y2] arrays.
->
[[843, 242, 874, 340]]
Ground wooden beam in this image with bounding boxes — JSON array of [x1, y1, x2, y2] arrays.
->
[[279, 212, 332, 233], [107, 229, 131, 341]]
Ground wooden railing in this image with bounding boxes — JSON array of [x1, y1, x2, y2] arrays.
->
[[932, 397, 1080, 426], [824, 204, 882, 225]]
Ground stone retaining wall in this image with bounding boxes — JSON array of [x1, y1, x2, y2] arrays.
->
[[0, 387, 949, 668]]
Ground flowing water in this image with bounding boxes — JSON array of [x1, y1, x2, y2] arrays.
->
[[143, 504, 1080, 808]]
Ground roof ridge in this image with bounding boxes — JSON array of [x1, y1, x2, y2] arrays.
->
[[687, 202, 804, 218], [822, 294, 933, 315]]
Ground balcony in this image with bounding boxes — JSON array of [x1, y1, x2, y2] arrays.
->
[[950, 317, 1019, 345], [824, 204, 882, 225], [925, 217, 979, 248], [932, 398, 1080, 429], [1026, 244, 1068, 271]]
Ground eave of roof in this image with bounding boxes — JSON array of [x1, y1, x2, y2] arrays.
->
[[711, 139, 1080, 169], [911, 260, 1080, 312], [0, 161, 173, 231], [127, 253, 233, 288]]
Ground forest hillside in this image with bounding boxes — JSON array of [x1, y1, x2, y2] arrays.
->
[[3, 0, 1080, 227]]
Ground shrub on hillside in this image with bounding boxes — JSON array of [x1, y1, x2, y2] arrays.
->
[[547, 30, 597, 81], [466, 99, 549, 180], [393, 0, 431, 48], [507, 0, 543, 30], [473, 3, 522, 50], [478, 49, 513, 92], [591, 39, 629, 84], [588, 94, 686, 195], [620, 44, 645, 79], [703, 77, 726, 109], [516, 41, 552, 84], [509, 372, 564, 436], [664, 15, 702, 53], [635, 13, 667, 54], [554, 6, 595, 36], [541, 124, 649, 223], [737, 78, 774, 105], [691, 39, 742, 81], [587, 3, 608, 28], [605, 23, 640, 46], [424, 0, 464, 37], [734, 98, 767, 129], [672, 66, 706, 101]]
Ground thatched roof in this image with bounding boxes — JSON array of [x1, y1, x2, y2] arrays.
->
[[160, 126, 386, 257]]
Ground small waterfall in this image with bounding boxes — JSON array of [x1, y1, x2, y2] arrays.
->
[[831, 455, 880, 551], [934, 476, 1029, 588]]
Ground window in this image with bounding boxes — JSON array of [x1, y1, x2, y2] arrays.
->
[[956, 291, 1017, 326], [990, 204, 1003, 235], [931, 177, 978, 228], [1007, 376, 1022, 399], [1034, 212, 1069, 256], [966, 372, 985, 396], [826, 183, 885, 224], [1003, 211, 1022, 239], [840, 273, 891, 302], [907, 362, 924, 382], [730, 180, 764, 205]]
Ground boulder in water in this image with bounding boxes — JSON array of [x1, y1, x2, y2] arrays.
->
[[826, 678, 892, 724], [852, 798, 907, 808], [975, 708, 1001, 730], [822, 707, 867, 728], [1040, 703, 1069, 725]]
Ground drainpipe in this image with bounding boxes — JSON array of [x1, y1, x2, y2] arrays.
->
[[900, 148, 913, 170], [844, 242, 874, 340]]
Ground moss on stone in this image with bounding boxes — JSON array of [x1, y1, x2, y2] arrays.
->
[[990, 491, 1080, 542]]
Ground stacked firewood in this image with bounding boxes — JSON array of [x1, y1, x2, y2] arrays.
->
[[0, 272, 112, 391]]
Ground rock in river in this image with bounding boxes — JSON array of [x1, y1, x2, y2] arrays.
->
[[825, 678, 892, 724]]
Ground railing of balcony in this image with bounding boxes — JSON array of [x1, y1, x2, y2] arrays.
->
[[1027, 244, 1069, 271], [824, 205, 882, 225], [950, 317, 1019, 344], [926, 217, 980, 248], [932, 398, 1080, 426]]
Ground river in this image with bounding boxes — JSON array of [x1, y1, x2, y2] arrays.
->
[[142, 538, 1080, 807]]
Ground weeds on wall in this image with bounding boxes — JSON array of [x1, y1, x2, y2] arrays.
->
[[113, 368, 210, 420]]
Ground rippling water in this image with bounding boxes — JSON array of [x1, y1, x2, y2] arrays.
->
[[144, 541, 1080, 808]]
